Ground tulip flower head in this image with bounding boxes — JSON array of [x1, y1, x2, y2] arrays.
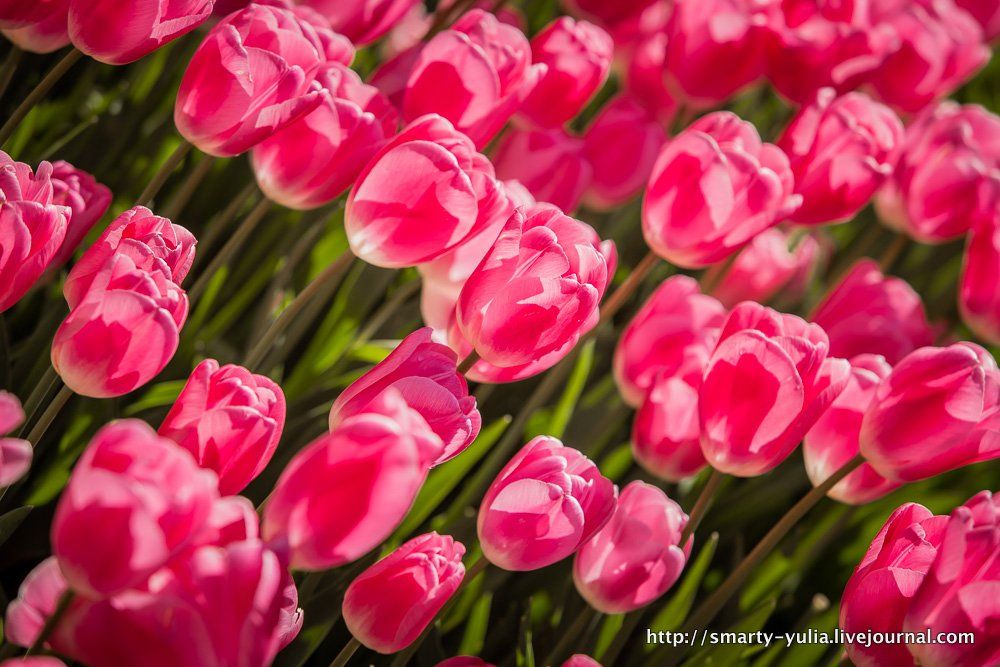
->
[[960, 214, 1000, 345], [0, 0, 69, 53], [492, 126, 593, 213], [0, 392, 31, 488]]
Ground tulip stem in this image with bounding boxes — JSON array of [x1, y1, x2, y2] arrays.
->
[[699, 252, 738, 294], [457, 350, 480, 375], [24, 589, 74, 656], [0, 47, 83, 148], [188, 197, 273, 303], [543, 605, 600, 666], [25, 383, 73, 449], [17, 366, 59, 438], [679, 468, 725, 546], [598, 251, 661, 322], [662, 453, 866, 666], [878, 233, 909, 273], [161, 153, 216, 219], [0, 46, 22, 100], [136, 140, 193, 208], [329, 636, 360, 667]]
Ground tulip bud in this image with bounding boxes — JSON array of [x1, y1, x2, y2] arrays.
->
[[860, 342, 999, 483], [0, 392, 31, 488], [300, 0, 419, 45], [478, 436, 617, 571], [643, 111, 801, 269], [343, 533, 466, 653], [518, 17, 613, 129], [573, 481, 690, 613], [778, 89, 904, 226], [633, 374, 707, 482], [48, 161, 112, 267], [492, 126, 593, 213], [68, 0, 214, 65], [699, 302, 851, 477], [960, 215, 1000, 345], [0, 0, 68, 54], [51, 420, 219, 599], [712, 229, 821, 309], [159, 359, 286, 495]]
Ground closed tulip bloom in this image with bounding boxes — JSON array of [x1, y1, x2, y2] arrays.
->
[[159, 359, 286, 495], [403, 9, 545, 148], [346, 114, 502, 268], [343, 533, 466, 653], [713, 229, 821, 309], [0, 392, 31, 488], [643, 112, 801, 269], [174, 4, 330, 157], [68, 0, 213, 65], [4, 557, 67, 648], [841, 502, 948, 667], [0, 0, 69, 53], [478, 436, 616, 571], [330, 328, 480, 466], [263, 390, 431, 570], [778, 89, 904, 226], [0, 0, 62, 28], [860, 342, 1000, 484], [905, 491, 1000, 666], [251, 63, 397, 210], [699, 302, 851, 477], [48, 161, 112, 267], [960, 216, 1000, 345], [63, 206, 195, 309], [51, 420, 218, 599], [614, 275, 726, 408], [518, 17, 613, 129], [300, 0, 418, 45], [804, 354, 900, 505], [492, 126, 592, 213], [876, 102, 1000, 244], [633, 374, 707, 482], [811, 259, 935, 365], [956, 0, 1000, 40], [454, 204, 615, 373], [562, 657, 601, 667]]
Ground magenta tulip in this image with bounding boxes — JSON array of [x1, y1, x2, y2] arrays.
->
[[712, 228, 821, 309], [5, 558, 67, 649], [960, 215, 1000, 345], [956, 0, 1000, 40], [560, 0, 650, 28], [300, 0, 419, 45], [0, 392, 31, 488], [562, 657, 601, 667], [633, 373, 708, 482], [617, 23, 678, 126], [0, 0, 63, 28], [0, 0, 68, 53], [436, 658, 495, 667], [492, 126, 592, 213], [48, 161, 112, 267]]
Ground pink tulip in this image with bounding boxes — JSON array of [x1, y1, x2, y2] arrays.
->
[[492, 126, 592, 213], [562, 656, 602, 667], [478, 436, 616, 571], [712, 229, 820, 309], [300, 0, 418, 45], [778, 89, 903, 226], [52, 253, 189, 398], [960, 215, 1000, 345], [263, 390, 431, 570], [251, 62, 398, 210], [403, 9, 545, 148], [518, 17, 613, 129], [642, 111, 800, 269], [345, 114, 503, 268], [212, 0, 252, 16], [0, 0, 69, 53], [860, 342, 999, 483], [613, 275, 726, 408], [633, 373, 708, 482], [68, 0, 214, 65], [699, 302, 851, 477], [956, 0, 1000, 40], [453, 204, 615, 376], [560, 0, 652, 28], [803, 354, 900, 505], [48, 161, 112, 267], [840, 502, 948, 667], [51, 420, 218, 599], [573, 481, 690, 613], [343, 533, 466, 653], [0, 658, 66, 667], [436, 658, 495, 667], [4, 558, 67, 648], [369, 44, 424, 111], [582, 95, 667, 211], [868, 0, 989, 113], [609, 3, 678, 126], [330, 328, 480, 466], [811, 259, 935, 365], [904, 491, 1000, 666], [174, 4, 331, 157], [876, 102, 1000, 244], [159, 359, 286, 495], [0, 392, 31, 488], [0, 0, 62, 28], [63, 206, 195, 309]]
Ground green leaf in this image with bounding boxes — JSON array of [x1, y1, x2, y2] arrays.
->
[[124, 380, 187, 416], [547, 339, 595, 438], [458, 592, 493, 656], [647, 532, 720, 645], [682, 599, 777, 667], [0, 506, 33, 548], [599, 443, 636, 482], [594, 613, 625, 660]]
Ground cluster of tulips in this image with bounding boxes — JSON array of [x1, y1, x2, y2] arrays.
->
[[0, 0, 997, 666]]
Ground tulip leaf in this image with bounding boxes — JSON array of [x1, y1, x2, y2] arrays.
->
[[124, 380, 187, 416], [593, 613, 625, 660], [458, 591, 493, 656], [0, 506, 32, 548], [682, 598, 777, 667], [599, 443, 635, 481], [547, 339, 595, 439], [646, 532, 721, 647]]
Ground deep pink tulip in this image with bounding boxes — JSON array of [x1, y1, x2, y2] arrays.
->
[[860, 342, 999, 483], [159, 359, 286, 495], [868, 0, 989, 113], [343, 533, 466, 653], [582, 95, 666, 211], [778, 89, 903, 226], [712, 229, 820, 309], [960, 215, 1000, 345], [369, 44, 423, 111], [63, 205, 195, 309], [68, 0, 213, 65], [51, 420, 218, 599], [453, 204, 615, 376], [478, 436, 616, 571], [174, 4, 331, 157], [610, 3, 678, 126], [562, 656, 602, 667], [956, 0, 1000, 40], [263, 390, 430, 570], [0, 392, 31, 488], [905, 491, 1000, 666], [212, 0, 252, 16], [240, 0, 357, 65], [403, 9, 545, 148], [52, 253, 189, 398], [0, 0, 62, 28], [346, 114, 503, 268], [811, 259, 935, 365], [560, 0, 651, 28], [436, 659, 495, 667], [573, 481, 690, 613], [49, 161, 112, 267], [0, 0, 68, 53], [840, 502, 948, 667], [300, 0, 418, 45], [0, 658, 66, 667], [330, 328, 480, 466], [252, 63, 397, 210], [643, 112, 800, 269], [876, 102, 1000, 244], [614, 275, 726, 408], [492, 126, 592, 213], [4, 558, 66, 648], [632, 373, 708, 482], [699, 302, 851, 477], [803, 354, 900, 505], [518, 17, 613, 129]]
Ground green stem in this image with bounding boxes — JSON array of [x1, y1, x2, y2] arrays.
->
[[135, 139, 192, 208], [598, 251, 661, 322], [543, 605, 600, 666], [328, 636, 360, 667], [188, 197, 272, 303], [25, 589, 74, 656], [457, 350, 480, 375], [25, 383, 73, 448], [17, 365, 59, 438], [679, 468, 726, 547], [0, 46, 23, 100], [161, 153, 216, 219], [0, 48, 83, 148]]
